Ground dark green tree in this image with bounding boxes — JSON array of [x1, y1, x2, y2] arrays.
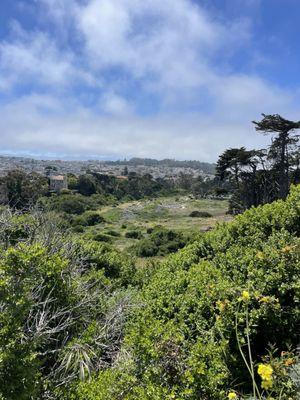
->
[[0, 170, 48, 209], [77, 174, 97, 196], [253, 114, 300, 198], [44, 165, 58, 177], [216, 147, 256, 188]]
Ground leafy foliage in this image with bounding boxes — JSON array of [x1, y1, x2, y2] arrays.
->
[[0, 170, 48, 210], [125, 230, 143, 239], [74, 185, 300, 399], [0, 182, 299, 399], [0, 213, 137, 400], [134, 226, 190, 257]]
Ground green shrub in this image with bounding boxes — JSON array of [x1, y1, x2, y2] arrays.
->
[[72, 225, 85, 233], [189, 210, 212, 218], [125, 230, 143, 239], [40, 193, 115, 216], [79, 185, 300, 399], [41, 194, 91, 214], [135, 239, 157, 257], [2, 186, 300, 399], [91, 233, 113, 243], [60, 188, 72, 195], [105, 230, 121, 237], [0, 245, 76, 399], [73, 211, 105, 227], [134, 227, 189, 257], [75, 241, 136, 285]]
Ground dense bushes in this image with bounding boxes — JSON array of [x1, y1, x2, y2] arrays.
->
[[72, 211, 105, 227], [189, 210, 212, 218], [41, 194, 93, 214], [0, 170, 49, 210], [39, 193, 115, 215], [91, 232, 113, 243], [74, 185, 300, 399], [125, 230, 143, 239], [0, 213, 137, 400], [134, 227, 190, 257], [1, 186, 300, 399]]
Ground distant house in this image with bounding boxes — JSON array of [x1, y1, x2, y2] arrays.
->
[[49, 175, 68, 192]]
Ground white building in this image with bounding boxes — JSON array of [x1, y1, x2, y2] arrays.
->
[[49, 175, 68, 192]]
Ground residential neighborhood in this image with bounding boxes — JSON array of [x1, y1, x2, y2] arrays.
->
[[0, 155, 215, 181]]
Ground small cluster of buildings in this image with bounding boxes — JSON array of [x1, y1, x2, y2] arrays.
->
[[0, 156, 215, 194]]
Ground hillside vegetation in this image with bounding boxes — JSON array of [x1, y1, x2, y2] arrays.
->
[[73, 185, 300, 399], [0, 186, 299, 399]]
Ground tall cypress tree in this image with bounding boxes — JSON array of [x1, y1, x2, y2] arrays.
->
[[253, 114, 300, 198]]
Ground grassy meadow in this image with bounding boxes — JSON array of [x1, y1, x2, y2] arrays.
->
[[85, 196, 230, 251]]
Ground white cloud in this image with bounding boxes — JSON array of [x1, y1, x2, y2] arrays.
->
[[101, 92, 134, 116], [74, 0, 249, 93], [0, 85, 297, 162], [0, 0, 299, 161], [0, 22, 96, 91], [211, 74, 296, 121]]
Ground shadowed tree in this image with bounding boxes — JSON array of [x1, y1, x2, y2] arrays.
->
[[216, 147, 268, 213], [253, 114, 300, 198], [0, 170, 49, 210], [216, 147, 256, 187]]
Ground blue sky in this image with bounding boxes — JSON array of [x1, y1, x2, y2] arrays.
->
[[0, 0, 299, 161]]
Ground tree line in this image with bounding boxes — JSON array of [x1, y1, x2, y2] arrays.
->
[[216, 114, 300, 213], [0, 169, 222, 211], [105, 157, 216, 174], [1, 113, 299, 213]]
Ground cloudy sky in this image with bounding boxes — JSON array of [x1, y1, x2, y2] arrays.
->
[[0, 0, 299, 161]]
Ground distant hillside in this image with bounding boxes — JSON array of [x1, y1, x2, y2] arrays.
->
[[105, 158, 216, 174]]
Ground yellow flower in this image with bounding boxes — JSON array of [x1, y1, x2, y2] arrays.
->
[[259, 296, 270, 303], [239, 290, 250, 302], [261, 378, 273, 390], [258, 364, 273, 381], [228, 392, 237, 399]]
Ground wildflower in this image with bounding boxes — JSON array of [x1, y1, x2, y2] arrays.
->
[[257, 364, 273, 381], [285, 358, 295, 366], [228, 392, 237, 399], [259, 296, 270, 303], [261, 379, 273, 390], [239, 290, 250, 302], [258, 363, 274, 390]]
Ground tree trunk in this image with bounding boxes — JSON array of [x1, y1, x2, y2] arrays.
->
[[278, 131, 289, 199]]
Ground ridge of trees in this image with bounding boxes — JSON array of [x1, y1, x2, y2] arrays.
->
[[217, 114, 300, 213], [105, 158, 216, 174]]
